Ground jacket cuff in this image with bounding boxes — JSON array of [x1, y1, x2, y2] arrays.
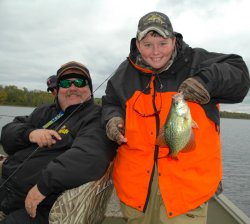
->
[[23, 128, 36, 143], [193, 75, 212, 94], [36, 179, 51, 196]]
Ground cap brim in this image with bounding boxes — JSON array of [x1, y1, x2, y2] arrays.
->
[[137, 26, 171, 40]]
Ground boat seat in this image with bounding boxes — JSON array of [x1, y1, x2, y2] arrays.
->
[[49, 162, 114, 224], [0, 154, 7, 221], [0, 154, 7, 177], [0, 157, 115, 223]]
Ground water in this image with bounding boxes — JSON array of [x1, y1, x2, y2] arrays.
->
[[220, 118, 250, 217], [0, 105, 34, 136], [0, 106, 250, 217]]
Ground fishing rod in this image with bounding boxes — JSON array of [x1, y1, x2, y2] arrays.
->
[[0, 71, 114, 189]]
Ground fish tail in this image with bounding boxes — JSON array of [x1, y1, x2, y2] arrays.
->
[[167, 152, 179, 160], [155, 127, 168, 147]]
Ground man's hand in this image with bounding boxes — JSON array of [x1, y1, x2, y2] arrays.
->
[[25, 185, 46, 218], [29, 129, 61, 147], [178, 78, 210, 104], [106, 117, 127, 145]]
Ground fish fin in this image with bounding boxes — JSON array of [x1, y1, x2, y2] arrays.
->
[[155, 127, 168, 147], [181, 132, 196, 153], [192, 120, 199, 129]]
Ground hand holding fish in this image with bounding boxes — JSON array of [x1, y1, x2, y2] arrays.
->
[[106, 117, 128, 145], [29, 129, 62, 148], [178, 77, 210, 104]]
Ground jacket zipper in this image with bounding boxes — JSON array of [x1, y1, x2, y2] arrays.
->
[[143, 75, 160, 212]]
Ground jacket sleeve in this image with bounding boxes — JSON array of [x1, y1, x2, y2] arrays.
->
[[101, 77, 125, 125], [36, 108, 117, 196], [191, 48, 250, 104], [1, 113, 37, 155]]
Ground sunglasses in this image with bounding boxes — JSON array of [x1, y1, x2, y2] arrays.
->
[[59, 79, 88, 88]]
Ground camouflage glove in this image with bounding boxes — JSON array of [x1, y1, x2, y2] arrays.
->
[[106, 117, 125, 145], [178, 78, 210, 104]]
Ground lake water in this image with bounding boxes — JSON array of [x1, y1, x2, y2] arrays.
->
[[220, 118, 250, 217], [0, 105, 250, 217]]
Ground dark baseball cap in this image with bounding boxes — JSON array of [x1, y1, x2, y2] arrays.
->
[[46, 75, 57, 92], [136, 11, 174, 41]]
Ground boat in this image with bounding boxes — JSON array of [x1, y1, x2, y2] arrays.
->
[[0, 128, 250, 224], [207, 194, 250, 224], [1, 148, 250, 223], [102, 190, 250, 224]]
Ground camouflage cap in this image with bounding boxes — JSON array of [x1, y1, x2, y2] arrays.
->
[[136, 11, 174, 41]]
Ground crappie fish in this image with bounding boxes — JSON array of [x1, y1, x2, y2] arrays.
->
[[156, 92, 197, 159]]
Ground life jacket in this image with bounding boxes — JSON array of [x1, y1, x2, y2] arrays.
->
[[112, 68, 222, 218]]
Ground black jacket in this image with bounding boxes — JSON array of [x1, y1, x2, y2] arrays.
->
[[102, 33, 250, 125], [101, 33, 250, 215], [1, 99, 116, 210]]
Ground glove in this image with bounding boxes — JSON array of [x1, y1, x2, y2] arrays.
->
[[178, 78, 210, 104], [106, 117, 125, 144]]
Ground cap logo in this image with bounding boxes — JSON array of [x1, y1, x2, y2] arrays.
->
[[144, 14, 165, 26]]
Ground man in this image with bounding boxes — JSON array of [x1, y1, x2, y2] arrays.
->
[[102, 11, 250, 224], [0, 61, 116, 223], [46, 75, 57, 96]]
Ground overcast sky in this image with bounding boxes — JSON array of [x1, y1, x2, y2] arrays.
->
[[0, 0, 250, 112]]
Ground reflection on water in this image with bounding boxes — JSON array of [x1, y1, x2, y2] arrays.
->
[[0, 106, 250, 216]]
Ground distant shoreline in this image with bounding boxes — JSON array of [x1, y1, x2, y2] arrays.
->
[[220, 111, 250, 120], [1, 105, 250, 120]]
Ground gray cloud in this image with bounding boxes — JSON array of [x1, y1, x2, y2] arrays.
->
[[0, 0, 249, 102]]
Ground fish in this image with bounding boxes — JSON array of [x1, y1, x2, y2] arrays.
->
[[156, 92, 197, 159]]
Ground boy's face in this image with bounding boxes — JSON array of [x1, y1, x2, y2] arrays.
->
[[136, 32, 176, 70]]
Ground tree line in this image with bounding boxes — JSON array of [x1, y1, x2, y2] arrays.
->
[[0, 85, 102, 106], [0, 85, 249, 119], [0, 85, 54, 106]]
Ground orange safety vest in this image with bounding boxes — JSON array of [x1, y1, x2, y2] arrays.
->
[[112, 87, 222, 217]]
